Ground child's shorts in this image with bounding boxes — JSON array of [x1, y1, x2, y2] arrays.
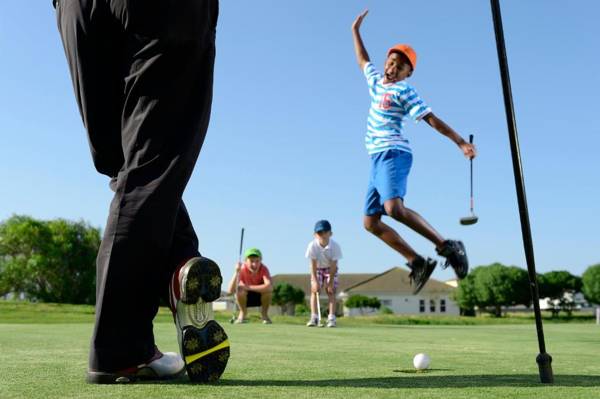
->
[[312, 268, 339, 292], [364, 149, 413, 216], [246, 290, 263, 307]]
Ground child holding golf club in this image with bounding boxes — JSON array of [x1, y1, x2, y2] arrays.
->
[[306, 220, 342, 328], [227, 248, 273, 324], [352, 9, 477, 294]]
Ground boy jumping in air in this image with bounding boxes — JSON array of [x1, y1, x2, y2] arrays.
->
[[352, 10, 477, 294]]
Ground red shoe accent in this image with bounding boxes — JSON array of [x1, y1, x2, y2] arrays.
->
[[109, 347, 164, 375], [169, 259, 191, 314]]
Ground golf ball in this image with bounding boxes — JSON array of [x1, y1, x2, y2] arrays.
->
[[413, 353, 430, 370]]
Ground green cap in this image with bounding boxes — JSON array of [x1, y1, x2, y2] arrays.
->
[[244, 247, 262, 259]]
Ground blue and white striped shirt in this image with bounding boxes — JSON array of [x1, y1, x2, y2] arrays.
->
[[363, 62, 431, 155]]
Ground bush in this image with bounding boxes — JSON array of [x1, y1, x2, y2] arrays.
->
[[379, 306, 393, 315], [295, 303, 310, 316], [345, 294, 381, 309], [272, 283, 305, 315]]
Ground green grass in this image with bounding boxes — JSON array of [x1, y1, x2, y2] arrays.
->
[[1, 303, 599, 398], [0, 301, 594, 325]]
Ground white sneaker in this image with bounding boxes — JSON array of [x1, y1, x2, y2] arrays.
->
[[170, 257, 230, 382], [87, 348, 185, 383], [326, 318, 337, 328], [306, 318, 319, 327]]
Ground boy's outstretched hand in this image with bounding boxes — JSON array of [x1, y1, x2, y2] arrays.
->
[[352, 9, 369, 31]]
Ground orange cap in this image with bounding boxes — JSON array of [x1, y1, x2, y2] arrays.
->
[[387, 44, 417, 70]]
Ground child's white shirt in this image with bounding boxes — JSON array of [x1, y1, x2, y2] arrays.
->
[[305, 238, 342, 269]]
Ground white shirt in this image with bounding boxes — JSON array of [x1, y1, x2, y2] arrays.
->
[[305, 238, 342, 269]]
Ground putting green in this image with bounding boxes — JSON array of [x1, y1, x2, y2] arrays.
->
[[0, 320, 599, 399]]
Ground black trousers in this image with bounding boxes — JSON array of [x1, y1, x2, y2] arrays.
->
[[56, 0, 218, 371]]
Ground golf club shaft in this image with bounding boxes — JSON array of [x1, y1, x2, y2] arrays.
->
[[232, 228, 245, 321], [469, 134, 474, 213], [315, 291, 321, 325], [238, 228, 245, 262]]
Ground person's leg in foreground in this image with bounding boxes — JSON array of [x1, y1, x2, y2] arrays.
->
[[56, 0, 228, 383]]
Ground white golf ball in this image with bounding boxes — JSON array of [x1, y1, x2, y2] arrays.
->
[[413, 353, 430, 370]]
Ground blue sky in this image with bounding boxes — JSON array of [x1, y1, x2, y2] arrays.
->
[[1, 1, 598, 287]]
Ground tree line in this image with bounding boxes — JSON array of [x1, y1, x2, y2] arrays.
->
[[1, 215, 600, 314], [453, 262, 600, 317], [0, 215, 99, 304]]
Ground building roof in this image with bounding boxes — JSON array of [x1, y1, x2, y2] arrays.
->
[[271, 273, 377, 296], [445, 278, 459, 288], [344, 267, 455, 295]]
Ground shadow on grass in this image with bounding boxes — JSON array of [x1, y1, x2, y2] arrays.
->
[[157, 374, 600, 388], [393, 369, 452, 373]]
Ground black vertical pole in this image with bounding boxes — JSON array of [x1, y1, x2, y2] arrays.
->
[[490, 0, 554, 383]]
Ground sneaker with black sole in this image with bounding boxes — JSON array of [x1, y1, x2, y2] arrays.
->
[[436, 240, 469, 279], [408, 255, 437, 295], [170, 257, 230, 383], [87, 347, 185, 384]]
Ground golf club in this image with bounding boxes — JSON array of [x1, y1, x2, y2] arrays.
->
[[315, 291, 323, 327], [460, 134, 478, 225], [230, 227, 245, 324]]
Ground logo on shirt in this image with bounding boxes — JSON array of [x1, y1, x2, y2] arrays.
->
[[379, 92, 392, 110]]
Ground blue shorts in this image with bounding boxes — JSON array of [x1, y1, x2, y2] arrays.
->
[[364, 149, 413, 216]]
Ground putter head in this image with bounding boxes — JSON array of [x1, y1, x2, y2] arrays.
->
[[460, 215, 479, 225]]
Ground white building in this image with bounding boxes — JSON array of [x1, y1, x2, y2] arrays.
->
[[341, 267, 459, 316], [271, 267, 459, 316]]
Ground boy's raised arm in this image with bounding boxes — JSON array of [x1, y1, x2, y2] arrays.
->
[[352, 9, 370, 70]]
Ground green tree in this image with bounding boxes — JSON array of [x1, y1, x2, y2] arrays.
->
[[473, 263, 530, 317], [452, 268, 480, 316], [538, 270, 583, 317], [0, 215, 100, 304], [582, 264, 600, 305], [271, 283, 305, 315]]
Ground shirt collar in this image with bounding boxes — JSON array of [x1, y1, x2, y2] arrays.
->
[[314, 238, 330, 250]]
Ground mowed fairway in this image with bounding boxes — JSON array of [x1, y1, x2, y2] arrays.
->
[[1, 319, 599, 399]]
